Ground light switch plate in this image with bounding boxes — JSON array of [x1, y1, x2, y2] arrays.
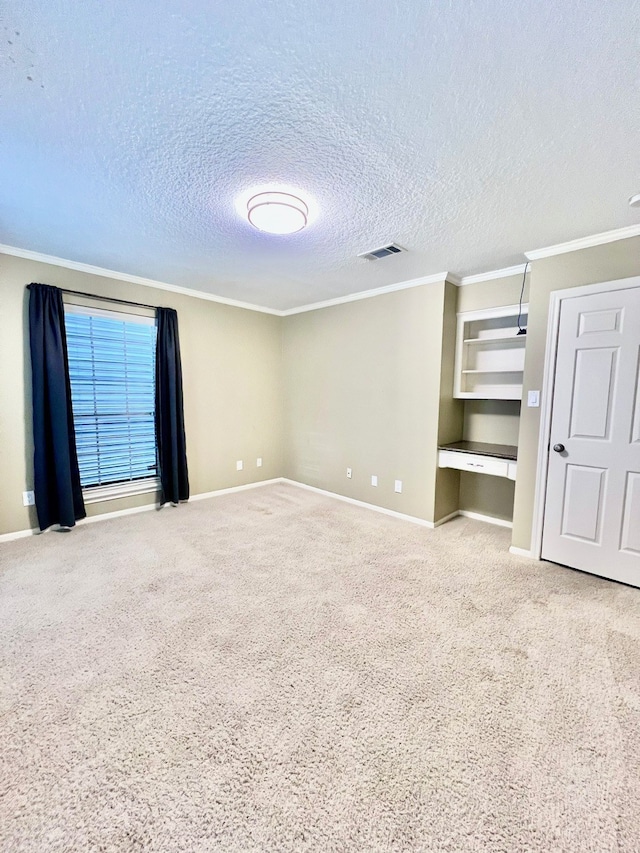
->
[[527, 390, 540, 407], [371, 475, 378, 487], [394, 480, 402, 493], [236, 460, 243, 471]]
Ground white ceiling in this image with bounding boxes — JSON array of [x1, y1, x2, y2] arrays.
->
[[1, 1, 639, 310]]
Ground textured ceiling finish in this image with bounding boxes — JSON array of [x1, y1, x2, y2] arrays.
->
[[1, 1, 639, 309]]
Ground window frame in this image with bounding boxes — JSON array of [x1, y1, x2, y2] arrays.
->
[[64, 301, 160, 503]]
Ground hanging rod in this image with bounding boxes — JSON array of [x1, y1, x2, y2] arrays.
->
[[58, 287, 158, 311]]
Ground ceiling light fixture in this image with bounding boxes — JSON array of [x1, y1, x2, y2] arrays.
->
[[246, 191, 309, 235], [629, 193, 640, 208]]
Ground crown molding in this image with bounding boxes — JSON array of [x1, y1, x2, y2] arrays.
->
[[280, 271, 450, 316], [525, 223, 640, 261], [5, 221, 639, 319], [0, 242, 450, 317], [0, 243, 283, 316], [456, 263, 528, 286]]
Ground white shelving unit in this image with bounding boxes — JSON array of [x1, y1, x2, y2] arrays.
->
[[454, 303, 528, 399]]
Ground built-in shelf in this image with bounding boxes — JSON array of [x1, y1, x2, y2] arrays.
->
[[462, 335, 524, 345], [454, 304, 528, 400], [461, 369, 522, 374]]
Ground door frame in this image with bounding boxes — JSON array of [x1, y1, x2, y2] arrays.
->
[[530, 275, 640, 560]]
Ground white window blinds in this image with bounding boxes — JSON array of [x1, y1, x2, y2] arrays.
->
[[64, 305, 157, 489]]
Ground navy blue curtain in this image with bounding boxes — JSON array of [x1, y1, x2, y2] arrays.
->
[[155, 307, 189, 505], [28, 283, 86, 530]]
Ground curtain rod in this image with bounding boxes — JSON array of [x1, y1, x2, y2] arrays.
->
[[58, 287, 158, 311]]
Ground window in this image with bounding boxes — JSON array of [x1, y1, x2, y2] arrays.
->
[[64, 304, 159, 501]]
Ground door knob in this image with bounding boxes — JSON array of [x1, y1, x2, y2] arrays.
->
[[553, 443, 565, 453]]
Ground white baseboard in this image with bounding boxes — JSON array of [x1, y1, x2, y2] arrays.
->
[[458, 510, 513, 529], [433, 510, 460, 527], [1, 478, 524, 544], [0, 501, 160, 542], [281, 479, 436, 528], [509, 545, 534, 558], [81, 502, 162, 526], [189, 478, 283, 501], [281, 484, 515, 532], [0, 527, 38, 543], [0, 478, 285, 543]]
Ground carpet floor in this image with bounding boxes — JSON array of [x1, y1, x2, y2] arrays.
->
[[1, 483, 639, 852]]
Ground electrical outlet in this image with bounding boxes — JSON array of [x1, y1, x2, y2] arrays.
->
[[371, 475, 378, 487], [236, 460, 243, 471], [394, 480, 403, 494], [23, 490, 35, 506], [256, 457, 263, 468], [346, 467, 352, 479]]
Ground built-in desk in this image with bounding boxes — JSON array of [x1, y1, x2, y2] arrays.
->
[[437, 440, 518, 481]]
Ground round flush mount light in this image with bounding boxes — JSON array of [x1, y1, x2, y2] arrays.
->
[[629, 193, 640, 208], [246, 191, 309, 234]]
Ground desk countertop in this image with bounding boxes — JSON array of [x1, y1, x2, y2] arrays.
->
[[437, 440, 518, 461]]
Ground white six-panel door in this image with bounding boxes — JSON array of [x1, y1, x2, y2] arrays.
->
[[541, 284, 640, 587]]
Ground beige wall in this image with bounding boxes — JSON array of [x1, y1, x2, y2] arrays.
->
[[0, 253, 284, 535], [282, 282, 451, 523], [5, 236, 636, 545], [455, 273, 529, 522], [434, 281, 464, 520], [512, 236, 640, 550], [456, 273, 529, 315]]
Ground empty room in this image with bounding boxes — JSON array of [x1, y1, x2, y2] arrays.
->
[[1, 2, 639, 851]]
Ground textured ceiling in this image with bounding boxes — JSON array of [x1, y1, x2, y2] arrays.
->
[[1, 1, 639, 309]]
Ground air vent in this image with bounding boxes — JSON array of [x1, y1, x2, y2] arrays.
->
[[358, 243, 405, 261]]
